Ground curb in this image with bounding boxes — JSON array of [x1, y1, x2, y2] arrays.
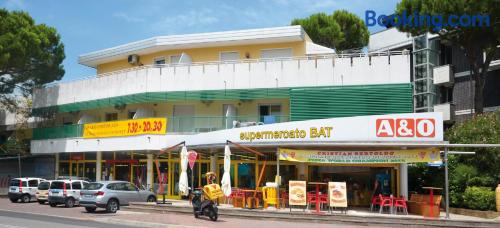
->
[[124, 203, 500, 228]]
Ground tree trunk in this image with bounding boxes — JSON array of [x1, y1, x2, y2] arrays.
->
[[473, 71, 484, 114]]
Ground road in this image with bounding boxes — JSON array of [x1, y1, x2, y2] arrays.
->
[[0, 198, 372, 228]]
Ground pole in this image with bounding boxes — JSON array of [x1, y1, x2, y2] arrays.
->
[[444, 147, 450, 219], [18, 153, 21, 177], [276, 148, 280, 200]]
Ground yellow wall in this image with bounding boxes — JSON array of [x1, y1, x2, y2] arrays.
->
[[60, 99, 290, 125], [96, 41, 306, 74]]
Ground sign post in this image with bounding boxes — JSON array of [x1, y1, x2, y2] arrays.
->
[[188, 150, 198, 192]]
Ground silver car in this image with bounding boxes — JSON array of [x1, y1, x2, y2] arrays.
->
[[79, 181, 156, 213]]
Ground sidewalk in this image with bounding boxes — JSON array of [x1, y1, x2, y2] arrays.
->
[[125, 200, 500, 227]]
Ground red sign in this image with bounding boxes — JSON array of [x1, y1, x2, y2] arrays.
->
[[188, 150, 198, 170], [70, 153, 84, 160], [376, 118, 435, 138]]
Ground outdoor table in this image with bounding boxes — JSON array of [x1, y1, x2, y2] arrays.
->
[[422, 187, 443, 218], [308, 182, 327, 214]]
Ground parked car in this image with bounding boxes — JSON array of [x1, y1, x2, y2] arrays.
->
[[8, 178, 46, 203], [80, 181, 156, 213], [48, 179, 89, 208], [35, 180, 52, 204]]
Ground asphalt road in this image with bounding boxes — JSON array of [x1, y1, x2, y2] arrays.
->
[[0, 210, 134, 228]]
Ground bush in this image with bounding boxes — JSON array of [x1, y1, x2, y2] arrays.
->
[[462, 186, 496, 211]]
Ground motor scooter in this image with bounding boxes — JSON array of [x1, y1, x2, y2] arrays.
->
[[191, 189, 218, 221], [191, 172, 222, 221]]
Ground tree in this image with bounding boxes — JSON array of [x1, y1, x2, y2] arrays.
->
[[0, 9, 65, 110], [291, 10, 369, 51], [394, 0, 500, 114]]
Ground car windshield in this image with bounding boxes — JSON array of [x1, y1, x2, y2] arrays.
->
[[85, 183, 103, 190], [9, 180, 26, 187], [50, 181, 65, 189], [38, 182, 50, 190]]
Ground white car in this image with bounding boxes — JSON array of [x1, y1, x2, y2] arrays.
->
[[48, 180, 89, 208], [8, 177, 46, 203]]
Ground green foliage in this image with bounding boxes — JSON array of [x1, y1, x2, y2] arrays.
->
[[0, 8, 65, 109], [394, 0, 500, 113], [291, 10, 369, 51], [463, 186, 496, 211], [444, 112, 500, 208]]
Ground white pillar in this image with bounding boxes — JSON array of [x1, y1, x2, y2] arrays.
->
[[210, 150, 217, 173], [54, 153, 59, 179], [399, 163, 408, 199], [96, 152, 102, 182], [147, 153, 153, 190]]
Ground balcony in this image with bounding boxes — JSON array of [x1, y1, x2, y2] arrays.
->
[[32, 115, 290, 140], [433, 103, 455, 122], [433, 65, 454, 86], [33, 52, 411, 111]]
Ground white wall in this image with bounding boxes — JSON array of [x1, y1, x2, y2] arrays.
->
[[33, 54, 411, 109], [369, 28, 412, 52]]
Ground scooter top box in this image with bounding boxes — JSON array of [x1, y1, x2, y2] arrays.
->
[[203, 184, 223, 200]]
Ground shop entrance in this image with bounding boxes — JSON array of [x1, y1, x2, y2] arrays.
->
[[308, 165, 397, 207], [105, 160, 138, 182]]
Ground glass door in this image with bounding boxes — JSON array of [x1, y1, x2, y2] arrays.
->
[[169, 161, 181, 198]]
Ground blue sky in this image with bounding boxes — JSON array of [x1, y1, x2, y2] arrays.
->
[[2, 0, 400, 82]]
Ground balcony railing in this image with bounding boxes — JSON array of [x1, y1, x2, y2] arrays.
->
[[32, 115, 290, 140], [33, 51, 411, 110]]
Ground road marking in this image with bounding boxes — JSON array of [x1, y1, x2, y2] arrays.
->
[[0, 224, 27, 228]]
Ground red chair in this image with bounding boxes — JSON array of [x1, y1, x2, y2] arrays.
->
[[280, 191, 289, 208], [379, 194, 393, 214], [307, 192, 317, 210], [319, 194, 328, 209], [370, 195, 382, 211], [393, 196, 408, 215]]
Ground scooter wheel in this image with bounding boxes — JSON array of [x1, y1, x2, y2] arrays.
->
[[208, 208, 217, 221], [194, 212, 199, 218]]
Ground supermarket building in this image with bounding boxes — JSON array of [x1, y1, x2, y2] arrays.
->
[[28, 25, 433, 202]]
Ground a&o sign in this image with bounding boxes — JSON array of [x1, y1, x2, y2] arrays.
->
[[376, 118, 435, 138]]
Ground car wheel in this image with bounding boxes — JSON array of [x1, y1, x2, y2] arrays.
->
[[21, 194, 30, 203], [65, 198, 75, 208], [9, 198, 18, 203], [106, 199, 119, 213], [50, 203, 57, 207], [147, 196, 156, 203], [85, 207, 96, 213], [38, 200, 45, 205]]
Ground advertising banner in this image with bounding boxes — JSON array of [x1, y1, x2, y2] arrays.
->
[[288, 181, 307, 206], [83, 118, 167, 138], [279, 148, 440, 163], [328, 182, 347, 207]]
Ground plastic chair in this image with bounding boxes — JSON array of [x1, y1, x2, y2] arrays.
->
[[262, 186, 279, 209], [307, 192, 317, 210], [370, 195, 382, 211], [379, 194, 393, 214], [393, 196, 408, 215], [319, 194, 328, 210]]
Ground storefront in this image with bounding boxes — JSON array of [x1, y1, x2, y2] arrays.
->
[[49, 112, 444, 201]]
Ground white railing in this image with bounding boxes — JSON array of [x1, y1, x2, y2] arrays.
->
[[33, 51, 411, 109]]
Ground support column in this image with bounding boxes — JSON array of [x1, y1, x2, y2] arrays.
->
[[210, 150, 217, 173], [54, 153, 59, 179], [444, 147, 450, 219], [147, 153, 153, 190], [399, 163, 408, 199], [96, 152, 102, 182]]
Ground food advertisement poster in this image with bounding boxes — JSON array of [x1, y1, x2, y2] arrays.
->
[[328, 182, 347, 207], [289, 181, 306, 206]]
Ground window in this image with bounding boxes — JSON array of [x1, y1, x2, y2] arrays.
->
[[258, 104, 282, 122], [65, 183, 71, 190], [220, 51, 239, 62], [106, 183, 117, 190], [38, 182, 50, 190], [128, 111, 136, 119], [28, 180, 39, 187], [9, 180, 27, 187], [50, 181, 64, 189], [72, 182, 82, 190], [105, 113, 118, 121], [170, 55, 181, 64], [260, 48, 293, 59], [85, 183, 103, 190], [153, 57, 166, 65], [126, 183, 138, 191]]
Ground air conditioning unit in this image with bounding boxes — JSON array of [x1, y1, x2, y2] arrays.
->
[[128, 54, 140, 65]]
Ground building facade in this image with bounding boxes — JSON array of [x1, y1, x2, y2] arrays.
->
[[24, 26, 421, 201], [369, 28, 500, 124]]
